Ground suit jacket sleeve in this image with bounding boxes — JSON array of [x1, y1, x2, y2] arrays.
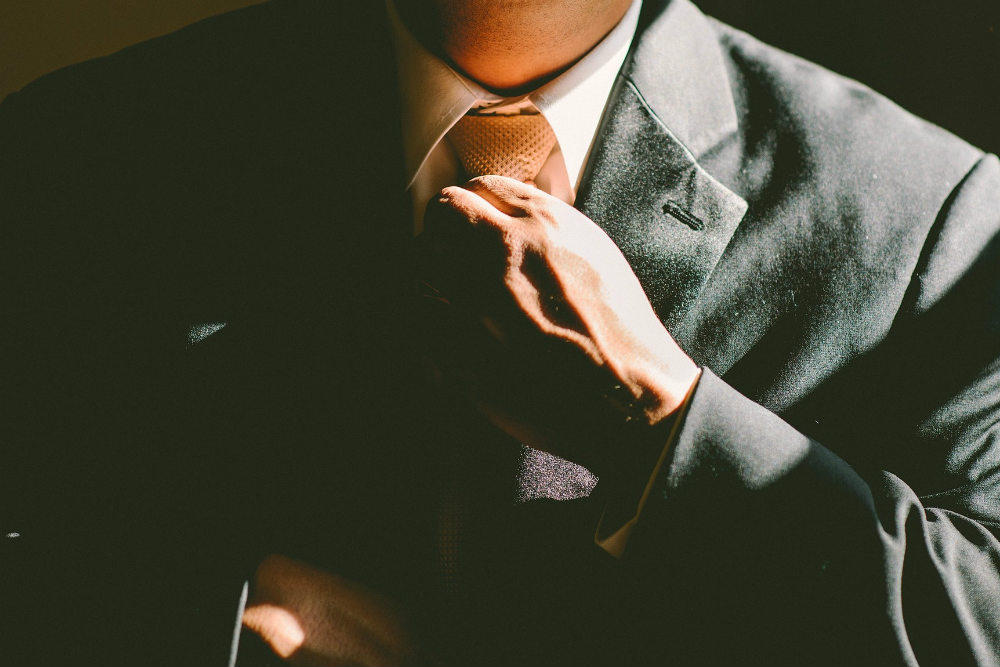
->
[[618, 154, 1000, 665]]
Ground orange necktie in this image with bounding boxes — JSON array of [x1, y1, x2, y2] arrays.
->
[[448, 112, 557, 182], [435, 113, 555, 600]]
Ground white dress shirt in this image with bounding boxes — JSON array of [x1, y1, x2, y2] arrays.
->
[[386, 0, 643, 233]]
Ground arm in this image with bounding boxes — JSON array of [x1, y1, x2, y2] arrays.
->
[[417, 166, 1000, 664], [628, 154, 1000, 665]]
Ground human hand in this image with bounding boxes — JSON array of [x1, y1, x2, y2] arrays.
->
[[415, 176, 700, 477], [241, 555, 421, 666]]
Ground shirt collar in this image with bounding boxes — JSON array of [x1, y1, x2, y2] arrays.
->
[[387, 0, 642, 190]]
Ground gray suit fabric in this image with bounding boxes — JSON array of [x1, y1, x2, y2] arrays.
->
[[583, 2, 1000, 664], [1, 0, 999, 664]]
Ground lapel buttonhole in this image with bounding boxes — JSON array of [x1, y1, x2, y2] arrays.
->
[[662, 200, 704, 231]]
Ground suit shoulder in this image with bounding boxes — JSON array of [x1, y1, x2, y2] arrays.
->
[[0, 0, 377, 141], [707, 17, 983, 201], [0, 0, 392, 200], [699, 17, 1000, 341]]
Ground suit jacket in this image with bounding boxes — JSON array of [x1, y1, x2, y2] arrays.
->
[[2, 0, 999, 664]]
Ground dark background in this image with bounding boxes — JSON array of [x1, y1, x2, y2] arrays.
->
[[0, 0, 264, 101], [2, 0, 998, 151], [698, 0, 1000, 154]]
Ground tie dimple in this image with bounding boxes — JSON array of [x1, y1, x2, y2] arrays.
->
[[448, 113, 557, 182]]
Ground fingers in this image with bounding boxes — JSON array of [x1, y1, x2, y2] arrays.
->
[[423, 175, 547, 234], [242, 604, 305, 660], [243, 554, 419, 665], [414, 175, 556, 350], [423, 181, 508, 236], [462, 175, 541, 217], [419, 182, 517, 308]]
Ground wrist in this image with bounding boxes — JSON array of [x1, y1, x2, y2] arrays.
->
[[640, 362, 702, 425], [611, 348, 701, 425], [592, 365, 700, 481]]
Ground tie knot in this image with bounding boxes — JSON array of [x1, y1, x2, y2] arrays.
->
[[447, 113, 557, 183]]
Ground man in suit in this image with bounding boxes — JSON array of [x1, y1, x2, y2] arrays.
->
[[2, 0, 999, 664]]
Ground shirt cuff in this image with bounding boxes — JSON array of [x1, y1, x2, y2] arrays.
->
[[594, 372, 700, 558]]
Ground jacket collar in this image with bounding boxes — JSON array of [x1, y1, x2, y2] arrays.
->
[[627, 0, 740, 159], [577, 0, 747, 330]]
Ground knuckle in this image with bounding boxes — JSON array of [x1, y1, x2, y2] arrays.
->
[[468, 174, 498, 190], [436, 185, 463, 203]]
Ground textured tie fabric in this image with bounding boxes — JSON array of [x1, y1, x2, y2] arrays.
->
[[436, 111, 590, 619], [448, 113, 557, 182]]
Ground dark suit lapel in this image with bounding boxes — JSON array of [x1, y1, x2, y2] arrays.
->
[[576, 0, 747, 330]]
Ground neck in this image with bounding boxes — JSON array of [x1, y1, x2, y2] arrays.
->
[[396, 0, 633, 95]]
